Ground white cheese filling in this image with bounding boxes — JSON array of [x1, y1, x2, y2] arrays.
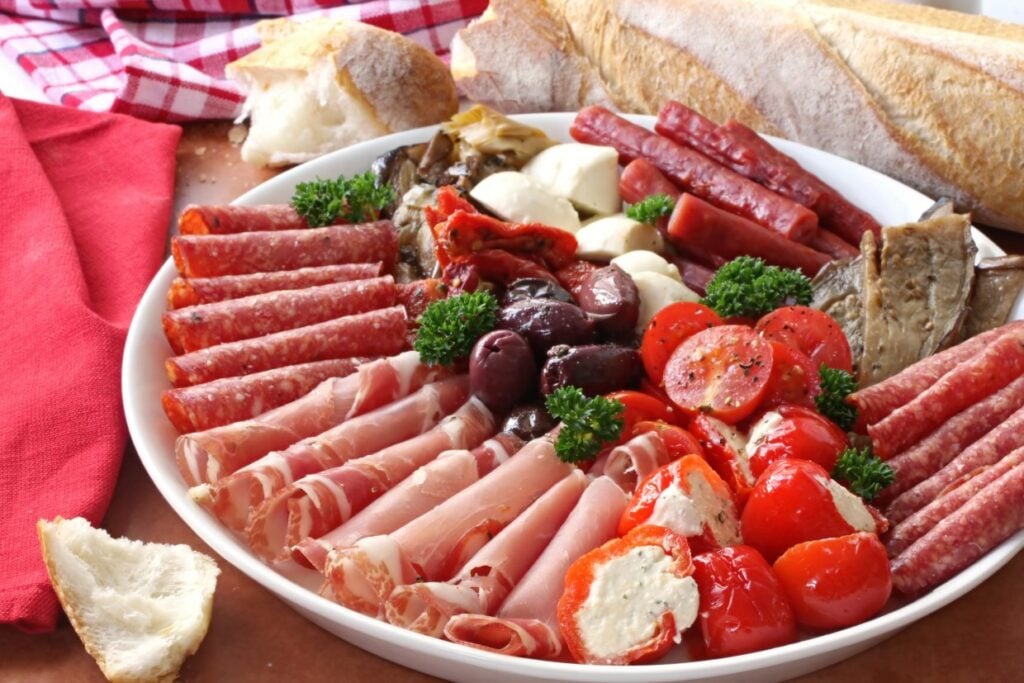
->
[[704, 416, 754, 484], [818, 475, 877, 532], [745, 410, 784, 459], [646, 473, 742, 546]]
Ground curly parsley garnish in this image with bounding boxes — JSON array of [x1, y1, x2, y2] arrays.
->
[[816, 365, 859, 431], [700, 256, 812, 318], [291, 172, 395, 227], [832, 446, 894, 501], [413, 291, 498, 365], [545, 387, 624, 463], [625, 194, 675, 224]]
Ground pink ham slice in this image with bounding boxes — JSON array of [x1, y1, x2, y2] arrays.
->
[[443, 476, 629, 659], [384, 470, 588, 637], [323, 435, 575, 617], [247, 397, 497, 561], [590, 431, 671, 494], [192, 375, 469, 530], [175, 351, 450, 487], [294, 434, 524, 571]]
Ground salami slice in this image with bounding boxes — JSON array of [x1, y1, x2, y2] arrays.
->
[[164, 306, 407, 387], [868, 328, 1024, 458], [162, 276, 397, 353], [178, 204, 310, 235], [171, 221, 398, 277], [166, 263, 383, 308], [161, 358, 369, 434]]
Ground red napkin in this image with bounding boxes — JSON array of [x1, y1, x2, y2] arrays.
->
[[0, 94, 181, 633]]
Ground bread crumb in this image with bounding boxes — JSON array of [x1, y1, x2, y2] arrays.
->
[[194, 146, 207, 156], [228, 125, 248, 145]]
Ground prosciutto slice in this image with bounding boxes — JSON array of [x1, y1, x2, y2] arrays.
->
[[192, 375, 469, 530], [590, 431, 671, 493], [443, 476, 628, 659], [247, 397, 497, 561], [175, 351, 450, 487], [384, 470, 587, 637], [324, 434, 574, 617], [293, 434, 524, 571]]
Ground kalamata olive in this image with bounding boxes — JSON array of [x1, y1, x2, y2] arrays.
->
[[501, 278, 575, 306], [469, 330, 536, 412], [540, 344, 643, 396], [497, 299, 595, 356], [502, 404, 557, 441], [577, 265, 640, 338]]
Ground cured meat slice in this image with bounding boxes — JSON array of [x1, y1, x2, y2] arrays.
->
[[165, 306, 408, 387], [193, 375, 469, 530], [888, 446, 1024, 557], [324, 435, 574, 617], [384, 471, 587, 637], [867, 327, 1024, 458], [964, 256, 1024, 338], [589, 431, 670, 494], [293, 434, 524, 571], [885, 402, 1024, 523], [811, 256, 867, 375], [175, 351, 451, 486], [443, 476, 628, 659], [397, 279, 447, 323], [882, 375, 1024, 502], [891, 460, 1024, 595], [849, 321, 1024, 427], [167, 263, 383, 308], [178, 204, 309, 234], [162, 277, 397, 353], [161, 358, 368, 434], [247, 397, 497, 561], [171, 221, 398, 277]]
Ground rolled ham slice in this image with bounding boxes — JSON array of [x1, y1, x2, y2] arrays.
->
[[590, 431, 671, 494], [293, 434, 524, 571], [324, 435, 575, 617], [247, 397, 497, 561], [384, 470, 588, 637], [178, 204, 310, 234], [193, 375, 469, 530], [175, 351, 451, 486], [443, 476, 629, 659]]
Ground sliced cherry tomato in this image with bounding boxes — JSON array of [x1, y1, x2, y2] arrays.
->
[[689, 414, 756, 505], [640, 302, 724, 384], [608, 390, 686, 433], [691, 545, 797, 658], [631, 421, 704, 459], [664, 325, 774, 424], [755, 306, 853, 373], [758, 341, 820, 410], [773, 532, 892, 629], [746, 405, 848, 478]]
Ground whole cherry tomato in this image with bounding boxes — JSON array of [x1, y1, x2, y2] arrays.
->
[[773, 532, 892, 629], [691, 545, 797, 658], [755, 306, 853, 373], [758, 341, 820, 411], [746, 405, 848, 478], [607, 390, 686, 433], [640, 302, 723, 384]]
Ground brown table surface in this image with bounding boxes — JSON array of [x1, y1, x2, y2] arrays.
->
[[3, 122, 1023, 683]]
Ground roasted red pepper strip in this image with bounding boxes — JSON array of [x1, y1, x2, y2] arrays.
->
[[425, 186, 479, 269], [442, 248, 558, 292], [557, 525, 698, 665], [436, 210, 578, 271]]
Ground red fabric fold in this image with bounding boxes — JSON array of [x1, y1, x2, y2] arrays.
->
[[0, 94, 180, 633]]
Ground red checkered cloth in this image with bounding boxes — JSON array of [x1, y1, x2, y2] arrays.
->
[[0, 0, 486, 121]]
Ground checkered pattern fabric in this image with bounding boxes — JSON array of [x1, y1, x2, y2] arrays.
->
[[0, 0, 486, 121]]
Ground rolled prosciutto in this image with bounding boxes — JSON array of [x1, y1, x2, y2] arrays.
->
[[175, 351, 451, 487], [443, 476, 629, 659], [178, 204, 310, 234], [324, 434, 575, 617], [247, 397, 497, 561], [384, 471, 588, 637], [590, 431, 671, 494], [193, 375, 469, 530]]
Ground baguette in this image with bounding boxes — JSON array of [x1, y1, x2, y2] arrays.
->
[[452, 0, 1024, 232]]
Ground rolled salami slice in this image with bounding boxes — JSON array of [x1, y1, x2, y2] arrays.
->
[[165, 306, 407, 387], [194, 375, 469, 530], [384, 470, 587, 637], [888, 445, 1024, 556], [171, 221, 398, 277], [868, 327, 1024, 458], [324, 435, 574, 617], [161, 358, 369, 434], [293, 434, 524, 571], [178, 204, 310, 234], [166, 263, 384, 309], [589, 431, 671, 494], [891, 460, 1024, 595], [247, 397, 497, 562], [443, 476, 628, 659], [175, 351, 451, 486]]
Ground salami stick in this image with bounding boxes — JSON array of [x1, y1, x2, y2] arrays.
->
[[178, 204, 310, 234]]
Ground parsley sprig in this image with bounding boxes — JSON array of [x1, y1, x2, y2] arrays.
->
[[291, 172, 395, 227], [700, 256, 812, 318], [626, 194, 675, 224], [832, 446, 894, 501], [413, 291, 498, 365], [545, 387, 624, 463], [816, 365, 859, 431]]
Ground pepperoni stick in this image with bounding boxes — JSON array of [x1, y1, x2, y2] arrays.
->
[[808, 229, 859, 259], [178, 204, 310, 234]]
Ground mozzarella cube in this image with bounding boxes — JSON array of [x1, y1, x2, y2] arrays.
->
[[610, 250, 682, 282], [522, 143, 621, 215], [574, 214, 664, 261], [631, 271, 700, 332], [469, 171, 581, 233]]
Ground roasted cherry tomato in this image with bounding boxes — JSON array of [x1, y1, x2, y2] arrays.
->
[[746, 405, 848, 478], [608, 390, 687, 433], [689, 414, 756, 504], [664, 325, 773, 424], [435, 210, 578, 271], [631, 421, 704, 460], [755, 306, 853, 373], [773, 532, 892, 629], [741, 459, 879, 562], [691, 545, 797, 658], [640, 302, 724, 384], [758, 341, 820, 410]]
